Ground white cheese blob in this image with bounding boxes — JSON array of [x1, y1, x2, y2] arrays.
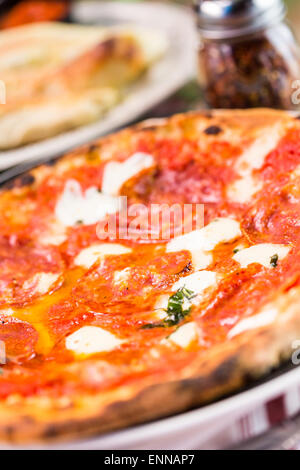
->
[[227, 174, 262, 205], [0, 308, 14, 317], [65, 326, 123, 355], [190, 251, 213, 271], [197, 218, 242, 250], [233, 244, 291, 268], [55, 179, 121, 227], [167, 322, 198, 349], [153, 294, 170, 320], [236, 126, 283, 173], [102, 152, 155, 196], [166, 218, 241, 270], [227, 125, 284, 203], [23, 272, 60, 295], [74, 243, 132, 269], [172, 271, 218, 306], [228, 307, 278, 339]]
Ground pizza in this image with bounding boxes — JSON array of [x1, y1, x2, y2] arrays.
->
[[0, 21, 166, 149], [0, 108, 300, 443]]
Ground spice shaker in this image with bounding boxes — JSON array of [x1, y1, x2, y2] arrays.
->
[[194, 0, 300, 109]]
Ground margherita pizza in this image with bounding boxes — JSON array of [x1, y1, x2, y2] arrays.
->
[[0, 109, 300, 443]]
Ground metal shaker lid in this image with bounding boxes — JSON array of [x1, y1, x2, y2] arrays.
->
[[193, 0, 286, 39]]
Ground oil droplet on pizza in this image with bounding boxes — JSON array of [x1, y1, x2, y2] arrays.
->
[[10, 268, 84, 356]]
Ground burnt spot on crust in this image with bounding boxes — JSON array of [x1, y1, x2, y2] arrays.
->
[[295, 115, 300, 120], [45, 159, 58, 167], [137, 125, 161, 132], [87, 143, 99, 153], [176, 356, 239, 396], [1, 180, 17, 190], [204, 125, 223, 136], [135, 119, 167, 133], [2, 173, 35, 190], [4, 425, 15, 440], [19, 174, 35, 187], [211, 357, 238, 384], [42, 425, 59, 439], [86, 143, 101, 161]]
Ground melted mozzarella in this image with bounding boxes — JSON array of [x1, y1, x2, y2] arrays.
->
[[167, 218, 241, 270], [233, 244, 291, 268], [236, 126, 283, 173], [190, 251, 213, 271], [23, 272, 60, 295], [0, 308, 14, 317], [167, 322, 198, 349], [227, 125, 284, 203], [74, 243, 131, 269], [66, 326, 123, 355], [113, 268, 131, 286], [102, 152, 154, 196], [198, 218, 242, 250], [154, 294, 169, 309], [167, 218, 241, 253], [153, 294, 170, 320], [55, 179, 121, 227], [172, 271, 218, 305], [228, 307, 278, 339]]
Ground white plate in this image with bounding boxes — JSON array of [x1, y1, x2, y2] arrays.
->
[[0, 1, 197, 170]]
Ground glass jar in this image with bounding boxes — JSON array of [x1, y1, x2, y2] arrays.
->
[[194, 0, 300, 109]]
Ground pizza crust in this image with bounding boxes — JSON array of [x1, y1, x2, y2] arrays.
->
[[0, 108, 299, 443]]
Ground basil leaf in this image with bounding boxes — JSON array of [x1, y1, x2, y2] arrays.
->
[[142, 286, 195, 330]]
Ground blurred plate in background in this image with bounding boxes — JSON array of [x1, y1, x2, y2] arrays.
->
[[0, 1, 197, 170]]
